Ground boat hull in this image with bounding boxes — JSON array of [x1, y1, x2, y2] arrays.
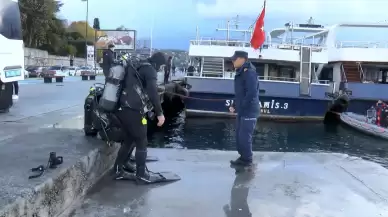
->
[[340, 112, 388, 139], [184, 92, 330, 120], [185, 91, 383, 120]]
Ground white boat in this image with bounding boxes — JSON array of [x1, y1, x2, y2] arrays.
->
[[340, 112, 388, 139], [184, 16, 388, 120]]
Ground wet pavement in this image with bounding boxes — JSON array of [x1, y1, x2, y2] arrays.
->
[[0, 76, 104, 140], [0, 77, 105, 208], [67, 149, 388, 217], [0, 73, 185, 212]]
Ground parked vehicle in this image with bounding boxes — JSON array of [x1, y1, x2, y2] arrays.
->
[[42, 65, 69, 83], [26, 66, 42, 77], [79, 66, 96, 80]]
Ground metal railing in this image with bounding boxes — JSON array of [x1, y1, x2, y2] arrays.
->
[[340, 64, 348, 83], [335, 41, 388, 48], [191, 38, 388, 50], [186, 73, 329, 84], [190, 38, 325, 51], [356, 62, 365, 82]]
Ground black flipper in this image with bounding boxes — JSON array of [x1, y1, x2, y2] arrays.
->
[[129, 155, 159, 162], [114, 170, 136, 180], [136, 171, 181, 184]]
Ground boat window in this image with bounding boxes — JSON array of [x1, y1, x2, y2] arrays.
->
[[251, 62, 264, 77], [224, 60, 233, 71], [0, 0, 22, 40], [279, 66, 295, 78]]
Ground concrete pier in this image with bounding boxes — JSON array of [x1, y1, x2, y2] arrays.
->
[[1, 73, 388, 217], [0, 77, 120, 217], [66, 149, 388, 217], [0, 73, 186, 216]]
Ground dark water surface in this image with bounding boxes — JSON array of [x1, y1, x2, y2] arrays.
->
[[148, 115, 388, 168]]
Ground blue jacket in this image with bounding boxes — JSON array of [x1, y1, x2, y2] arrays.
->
[[234, 62, 260, 118]]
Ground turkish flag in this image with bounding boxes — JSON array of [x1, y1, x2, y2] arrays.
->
[[250, 2, 266, 50]]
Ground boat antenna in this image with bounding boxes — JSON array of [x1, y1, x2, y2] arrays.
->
[[234, 15, 240, 29]]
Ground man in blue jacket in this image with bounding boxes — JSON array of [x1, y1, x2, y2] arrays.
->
[[229, 51, 259, 167]]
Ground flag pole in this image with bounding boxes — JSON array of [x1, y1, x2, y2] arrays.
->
[[249, 0, 266, 30]]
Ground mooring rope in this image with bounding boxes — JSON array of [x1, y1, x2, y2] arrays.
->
[[164, 91, 230, 101]]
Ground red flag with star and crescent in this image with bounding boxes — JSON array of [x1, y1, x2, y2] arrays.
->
[[250, 1, 266, 50]]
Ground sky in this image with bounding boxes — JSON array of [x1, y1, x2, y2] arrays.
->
[[59, 0, 388, 50]]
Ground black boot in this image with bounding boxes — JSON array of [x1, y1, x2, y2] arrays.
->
[[230, 157, 252, 167], [135, 150, 151, 184]]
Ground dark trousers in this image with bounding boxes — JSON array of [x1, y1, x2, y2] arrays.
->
[[103, 68, 110, 77], [13, 81, 19, 95], [114, 108, 148, 170], [235, 116, 256, 161], [164, 72, 170, 84]]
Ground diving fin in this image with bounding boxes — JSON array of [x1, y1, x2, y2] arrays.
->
[[136, 171, 181, 184], [114, 170, 136, 180], [129, 155, 159, 162]]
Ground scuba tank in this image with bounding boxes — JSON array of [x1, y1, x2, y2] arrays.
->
[[99, 54, 129, 112]]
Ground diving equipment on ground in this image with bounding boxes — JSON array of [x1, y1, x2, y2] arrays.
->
[[28, 152, 63, 179]]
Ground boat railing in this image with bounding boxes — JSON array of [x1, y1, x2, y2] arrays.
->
[[190, 39, 325, 51], [336, 41, 388, 48], [340, 64, 348, 83], [187, 73, 330, 84], [258, 76, 298, 82], [357, 62, 365, 82]]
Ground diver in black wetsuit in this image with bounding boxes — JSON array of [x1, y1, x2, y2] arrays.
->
[[114, 52, 166, 183]]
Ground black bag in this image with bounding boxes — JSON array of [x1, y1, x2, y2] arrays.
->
[[84, 84, 124, 142], [0, 82, 13, 111], [84, 84, 104, 136]]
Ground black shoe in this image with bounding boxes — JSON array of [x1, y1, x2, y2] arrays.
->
[[230, 157, 252, 167]]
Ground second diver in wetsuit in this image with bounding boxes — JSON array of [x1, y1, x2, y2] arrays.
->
[[114, 52, 166, 183]]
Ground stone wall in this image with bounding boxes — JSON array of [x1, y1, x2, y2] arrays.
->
[[24, 47, 86, 67]]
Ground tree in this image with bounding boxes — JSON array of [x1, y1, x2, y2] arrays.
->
[[19, 0, 103, 58], [19, 0, 65, 50], [68, 21, 96, 42]]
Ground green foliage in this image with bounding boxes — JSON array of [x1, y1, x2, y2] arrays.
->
[[19, 0, 100, 58], [68, 21, 101, 42]]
